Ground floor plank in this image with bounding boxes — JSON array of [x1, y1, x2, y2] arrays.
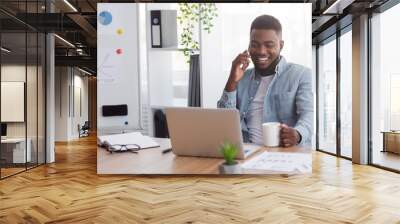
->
[[373, 151, 400, 171], [1, 135, 400, 223]]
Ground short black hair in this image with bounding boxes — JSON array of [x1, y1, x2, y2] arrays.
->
[[250, 15, 282, 35]]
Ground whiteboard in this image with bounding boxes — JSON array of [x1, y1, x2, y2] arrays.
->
[[97, 4, 141, 131], [1, 82, 25, 122]]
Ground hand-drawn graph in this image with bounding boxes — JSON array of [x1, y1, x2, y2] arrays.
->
[[97, 53, 119, 84], [241, 152, 312, 174]]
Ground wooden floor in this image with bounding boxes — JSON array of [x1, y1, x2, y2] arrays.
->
[[1, 163, 45, 178], [373, 151, 400, 171], [1, 135, 400, 223], [1, 167, 26, 178]]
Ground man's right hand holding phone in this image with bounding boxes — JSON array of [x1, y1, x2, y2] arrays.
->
[[225, 50, 250, 92]]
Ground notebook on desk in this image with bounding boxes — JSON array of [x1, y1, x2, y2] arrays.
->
[[97, 132, 160, 150]]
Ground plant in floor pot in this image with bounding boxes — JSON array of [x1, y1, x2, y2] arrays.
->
[[219, 142, 242, 174]]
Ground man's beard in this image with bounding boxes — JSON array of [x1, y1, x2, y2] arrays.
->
[[254, 56, 280, 77]]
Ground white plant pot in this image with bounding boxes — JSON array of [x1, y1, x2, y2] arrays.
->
[[219, 161, 242, 174]]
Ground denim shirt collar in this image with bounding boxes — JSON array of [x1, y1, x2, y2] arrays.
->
[[275, 56, 287, 77], [253, 56, 287, 81]]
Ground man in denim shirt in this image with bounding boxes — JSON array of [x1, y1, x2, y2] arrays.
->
[[217, 15, 313, 147]]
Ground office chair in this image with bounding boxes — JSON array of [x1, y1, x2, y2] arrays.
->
[[79, 121, 90, 138]]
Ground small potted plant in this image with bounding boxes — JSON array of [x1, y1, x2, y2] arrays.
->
[[219, 142, 242, 174]]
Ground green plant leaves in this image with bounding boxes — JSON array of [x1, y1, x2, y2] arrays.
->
[[219, 141, 238, 165], [177, 3, 218, 63]]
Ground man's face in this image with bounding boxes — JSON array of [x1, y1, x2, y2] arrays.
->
[[248, 29, 284, 71]]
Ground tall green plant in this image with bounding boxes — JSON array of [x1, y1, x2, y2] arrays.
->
[[177, 3, 218, 62]]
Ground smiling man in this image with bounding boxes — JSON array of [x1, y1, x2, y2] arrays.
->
[[217, 15, 313, 147]]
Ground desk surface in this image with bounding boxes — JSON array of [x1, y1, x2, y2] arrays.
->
[[97, 138, 312, 175], [381, 131, 400, 134], [1, 138, 27, 143]]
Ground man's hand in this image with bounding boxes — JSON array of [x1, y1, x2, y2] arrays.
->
[[225, 50, 250, 92], [280, 124, 300, 147]]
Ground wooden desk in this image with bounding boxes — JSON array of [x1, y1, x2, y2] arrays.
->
[[382, 131, 400, 154], [97, 138, 312, 175], [1, 138, 32, 164]]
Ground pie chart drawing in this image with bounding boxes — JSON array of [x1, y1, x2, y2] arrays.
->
[[99, 11, 112, 26]]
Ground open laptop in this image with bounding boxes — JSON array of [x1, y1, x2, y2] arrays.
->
[[165, 107, 261, 159]]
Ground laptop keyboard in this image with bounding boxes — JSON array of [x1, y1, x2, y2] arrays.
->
[[243, 144, 262, 156]]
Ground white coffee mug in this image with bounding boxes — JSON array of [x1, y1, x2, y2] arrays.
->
[[262, 122, 281, 147]]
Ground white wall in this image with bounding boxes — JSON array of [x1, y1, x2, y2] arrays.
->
[[55, 67, 89, 141], [55, 67, 69, 141], [146, 3, 181, 107], [200, 3, 312, 108], [72, 74, 89, 138]]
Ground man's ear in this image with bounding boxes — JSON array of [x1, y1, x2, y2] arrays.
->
[[280, 40, 284, 51]]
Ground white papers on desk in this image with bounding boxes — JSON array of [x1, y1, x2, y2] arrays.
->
[[241, 152, 312, 174], [97, 132, 160, 149]]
